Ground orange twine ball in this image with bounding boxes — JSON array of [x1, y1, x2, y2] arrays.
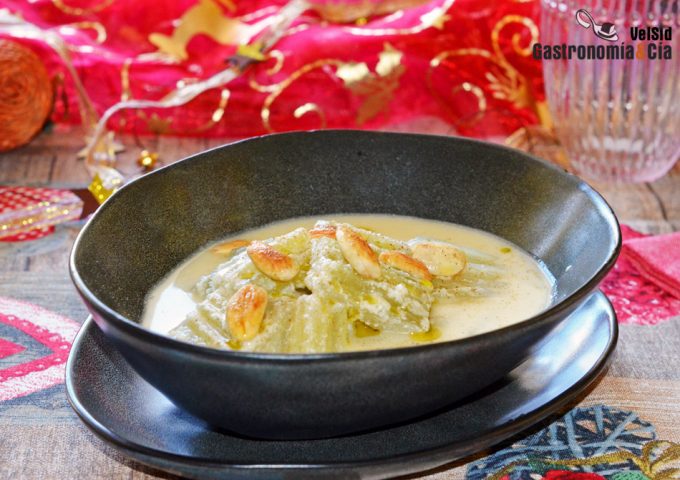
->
[[0, 40, 53, 152]]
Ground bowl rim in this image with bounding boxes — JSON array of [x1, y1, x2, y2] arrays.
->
[[69, 129, 622, 362]]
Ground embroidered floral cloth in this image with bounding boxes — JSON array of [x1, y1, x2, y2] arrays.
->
[[467, 405, 679, 480]]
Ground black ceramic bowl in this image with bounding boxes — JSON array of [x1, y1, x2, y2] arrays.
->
[[70, 130, 620, 440]]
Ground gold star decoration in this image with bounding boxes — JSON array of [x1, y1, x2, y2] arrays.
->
[[146, 113, 172, 135], [88, 167, 124, 204], [336, 43, 405, 125], [229, 41, 268, 70], [236, 41, 266, 61], [137, 150, 160, 171], [421, 8, 451, 30], [77, 131, 125, 162]]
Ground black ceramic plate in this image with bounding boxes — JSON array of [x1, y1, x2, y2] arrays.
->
[[66, 291, 617, 479]]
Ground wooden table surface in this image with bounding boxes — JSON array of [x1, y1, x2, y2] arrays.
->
[[1, 125, 679, 479]]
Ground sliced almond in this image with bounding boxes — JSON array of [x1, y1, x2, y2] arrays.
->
[[227, 284, 267, 341], [247, 241, 299, 281], [411, 242, 466, 277], [336, 225, 381, 279], [211, 239, 250, 256], [379, 250, 432, 281], [309, 225, 337, 239]]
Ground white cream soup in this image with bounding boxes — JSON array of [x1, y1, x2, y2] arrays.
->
[[142, 214, 554, 351]]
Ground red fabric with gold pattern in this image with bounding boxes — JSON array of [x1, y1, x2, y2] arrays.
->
[[0, 0, 545, 138]]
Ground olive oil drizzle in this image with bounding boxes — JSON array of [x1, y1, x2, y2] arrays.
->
[[410, 327, 442, 343]]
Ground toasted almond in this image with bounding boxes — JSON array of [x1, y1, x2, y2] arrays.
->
[[411, 242, 466, 277], [211, 239, 250, 256], [379, 250, 432, 281], [227, 284, 267, 341], [336, 225, 381, 279], [309, 225, 337, 239], [247, 241, 299, 281]]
